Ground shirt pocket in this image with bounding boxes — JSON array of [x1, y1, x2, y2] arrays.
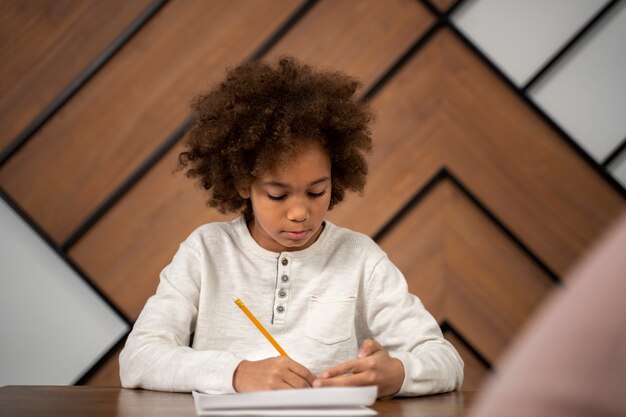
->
[[305, 295, 356, 345]]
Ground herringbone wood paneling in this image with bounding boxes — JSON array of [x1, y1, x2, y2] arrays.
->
[[327, 29, 625, 277], [0, 0, 302, 243], [378, 179, 555, 362], [265, 0, 434, 93], [1, 1, 623, 387], [0, 0, 152, 151], [71, 142, 217, 321]]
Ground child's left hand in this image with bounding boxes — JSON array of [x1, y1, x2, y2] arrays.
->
[[312, 339, 404, 398]]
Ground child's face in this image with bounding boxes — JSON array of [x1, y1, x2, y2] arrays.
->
[[241, 140, 332, 253]]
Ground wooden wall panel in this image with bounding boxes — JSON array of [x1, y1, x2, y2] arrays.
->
[[0, 0, 301, 243], [69, 0, 435, 321], [70, 143, 223, 320], [378, 180, 554, 362], [266, 0, 434, 94], [327, 29, 625, 277], [444, 331, 488, 391], [0, 0, 152, 151]]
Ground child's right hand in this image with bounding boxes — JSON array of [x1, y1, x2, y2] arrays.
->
[[232, 357, 316, 392]]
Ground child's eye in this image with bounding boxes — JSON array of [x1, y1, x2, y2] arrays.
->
[[308, 190, 327, 199], [267, 194, 286, 201]]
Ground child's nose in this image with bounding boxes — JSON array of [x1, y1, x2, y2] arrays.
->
[[287, 199, 308, 222]]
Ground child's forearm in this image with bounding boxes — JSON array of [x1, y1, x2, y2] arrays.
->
[[119, 333, 241, 393], [392, 344, 464, 396]]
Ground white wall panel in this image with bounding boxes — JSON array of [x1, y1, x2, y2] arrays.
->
[[529, 3, 626, 162], [453, 0, 609, 86], [0, 198, 129, 385], [608, 151, 626, 188]]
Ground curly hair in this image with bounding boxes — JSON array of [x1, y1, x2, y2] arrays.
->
[[178, 57, 373, 221]]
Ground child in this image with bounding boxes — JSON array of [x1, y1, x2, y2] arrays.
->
[[119, 57, 463, 398]]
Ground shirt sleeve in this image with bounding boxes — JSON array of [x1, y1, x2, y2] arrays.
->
[[364, 256, 464, 396], [119, 240, 241, 393]]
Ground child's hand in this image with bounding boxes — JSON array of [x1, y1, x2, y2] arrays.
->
[[233, 357, 316, 392], [312, 339, 405, 398]]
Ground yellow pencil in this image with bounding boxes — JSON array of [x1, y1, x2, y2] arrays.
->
[[234, 298, 289, 357]]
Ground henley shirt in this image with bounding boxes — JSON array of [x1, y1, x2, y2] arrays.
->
[[119, 216, 463, 395]]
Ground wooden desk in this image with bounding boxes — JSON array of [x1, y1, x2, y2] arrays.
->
[[0, 386, 475, 417]]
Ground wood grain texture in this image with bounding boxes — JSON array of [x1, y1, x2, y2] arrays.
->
[[327, 29, 625, 277], [0, 386, 477, 417], [378, 180, 555, 362], [444, 330, 488, 391], [70, 143, 232, 320], [0, 0, 152, 151], [0, 0, 302, 243], [266, 0, 435, 95], [69, 0, 435, 321]]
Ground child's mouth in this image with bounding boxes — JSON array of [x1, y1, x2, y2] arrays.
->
[[284, 230, 309, 240]]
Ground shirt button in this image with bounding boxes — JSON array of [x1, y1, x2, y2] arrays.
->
[[276, 305, 285, 313], [278, 289, 287, 298], [281, 275, 289, 283], [281, 258, 288, 266]]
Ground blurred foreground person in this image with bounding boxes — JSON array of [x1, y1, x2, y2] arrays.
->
[[470, 212, 626, 417]]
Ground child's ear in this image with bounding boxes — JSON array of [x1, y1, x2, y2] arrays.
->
[[237, 187, 250, 199]]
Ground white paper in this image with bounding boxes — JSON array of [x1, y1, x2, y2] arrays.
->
[[193, 408, 376, 416], [193, 386, 378, 416]]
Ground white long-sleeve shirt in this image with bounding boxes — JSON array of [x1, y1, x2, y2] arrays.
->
[[119, 216, 463, 395]]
